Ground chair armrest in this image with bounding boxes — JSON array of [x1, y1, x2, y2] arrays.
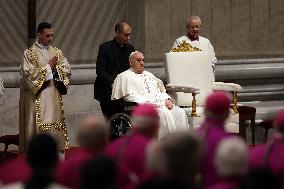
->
[[166, 84, 200, 93], [212, 82, 242, 92]]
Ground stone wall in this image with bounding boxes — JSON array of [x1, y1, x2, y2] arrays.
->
[[134, 0, 284, 60], [0, 0, 283, 67]]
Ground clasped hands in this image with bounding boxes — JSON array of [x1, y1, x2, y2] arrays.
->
[[48, 56, 58, 69], [165, 98, 174, 110]]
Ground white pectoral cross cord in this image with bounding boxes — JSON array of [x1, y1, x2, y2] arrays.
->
[[141, 74, 151, 93]]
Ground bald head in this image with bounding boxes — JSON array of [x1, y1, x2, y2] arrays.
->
[[77, 115, 109, 151], [79, 115, 105, 131], [148, 132, 200, 181], [215, 137, 248, 177]]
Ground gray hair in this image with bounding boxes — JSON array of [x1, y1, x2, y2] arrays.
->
[[128, 51, 140, 62], [147, 132, 200, 180], [131, 116, 158, 129], [214, 137, 248, 177], [77, 114, 109, 148], [186, 16, 201, 27]]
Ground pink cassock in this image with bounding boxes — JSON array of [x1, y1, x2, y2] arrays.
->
[[55, 148, 94, 189], [249, 134, 284, 188], [106, 130, 153, 188], [0, 155, 62, 185], [204, 177, 240, 189], [0, 156, 31, 184], [197, 118, 231, 188]]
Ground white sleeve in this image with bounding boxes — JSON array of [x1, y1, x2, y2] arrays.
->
[[45, 64, 53, 81], [159, 92, 171, 101], [209, 42, 217, 66], [172, 39, 179, 49], [124, 93, 147, 104]]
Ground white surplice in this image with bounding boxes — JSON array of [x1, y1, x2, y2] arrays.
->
[[172, 35, 217, 67], [112, 69, 189, 138]]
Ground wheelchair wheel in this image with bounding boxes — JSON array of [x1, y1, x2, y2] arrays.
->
[[109, 113, 132, 140]]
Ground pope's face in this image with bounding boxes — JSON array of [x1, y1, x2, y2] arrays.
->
[[38, 28, 54, 46], [130, 52, 144, 74], [187, 19, 201, 38]]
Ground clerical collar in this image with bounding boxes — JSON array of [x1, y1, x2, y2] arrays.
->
[[186, 33, 199, 41], [35, 41, 50, 50], [114, 38, 125, 48]]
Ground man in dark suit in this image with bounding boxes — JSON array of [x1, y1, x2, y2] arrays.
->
[[94, 21, 135, 119]]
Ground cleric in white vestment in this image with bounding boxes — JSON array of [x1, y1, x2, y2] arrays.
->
[[19, 22, 71, 152], [172, 16, 217, 67], [111, 51, 189, 138]]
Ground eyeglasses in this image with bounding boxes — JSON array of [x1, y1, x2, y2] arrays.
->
[[122, 32, 133, 37], [135, 58, 144, 63]]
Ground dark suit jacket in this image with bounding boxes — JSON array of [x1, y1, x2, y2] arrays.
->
[[94, 38, 134, 103]]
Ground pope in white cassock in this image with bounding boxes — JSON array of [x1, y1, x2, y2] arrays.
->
[[111, 51, 189, 138]]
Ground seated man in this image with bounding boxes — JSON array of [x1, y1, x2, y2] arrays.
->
[[111, 51, 189, 138]]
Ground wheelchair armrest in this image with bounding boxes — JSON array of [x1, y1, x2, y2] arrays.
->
[[166, 84, 200, 94], [212, 82, 242, 92]]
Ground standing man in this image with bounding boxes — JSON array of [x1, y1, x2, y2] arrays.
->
[[19, 22, 71, 152], [94, 21, 135, 119], [172, 16, 217, 68], [57, 115, 109, 189], [196, 91, 232, 188]]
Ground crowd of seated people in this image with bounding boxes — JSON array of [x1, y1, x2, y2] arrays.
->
[[0, 91, 283, 189]]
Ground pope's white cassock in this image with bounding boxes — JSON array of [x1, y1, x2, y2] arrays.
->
[[111, 69, 189, 138]]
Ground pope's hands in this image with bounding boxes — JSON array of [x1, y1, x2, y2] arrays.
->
[[165, 99, 174, 110]]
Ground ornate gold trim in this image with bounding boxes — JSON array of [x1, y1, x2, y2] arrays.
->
[[54, 47, 69, 87], [233, 91, 238, 113], [26, 45, 39, 67], [35, 96, 69, 149], [171, 40, 202, 52], [27, 45, 47, 95], [191, 93, 197, 117]]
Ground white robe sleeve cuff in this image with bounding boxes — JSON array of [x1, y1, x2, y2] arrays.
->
[[124, 93, 147, 104], [45, 64, 53, 81]]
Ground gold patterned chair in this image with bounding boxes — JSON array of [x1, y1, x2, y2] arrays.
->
[[165, 41, 241, 133]]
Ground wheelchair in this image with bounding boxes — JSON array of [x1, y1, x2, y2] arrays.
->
[[109, 101, 137, 140]]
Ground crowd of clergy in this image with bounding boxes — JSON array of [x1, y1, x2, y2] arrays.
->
[[0, 91, 284, 189]]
